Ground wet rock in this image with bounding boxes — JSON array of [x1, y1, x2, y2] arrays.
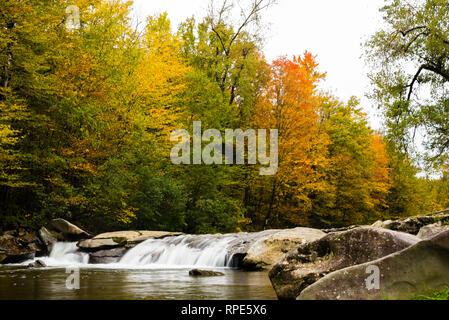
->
[[78, 231, 183, 252], [48, 219, 90, 241], [2, 251, 35, 264], [373, 210, 449, 235], [269, 227, 420, 300], [20, 232, 39, 243], [417, 222, 448, 239], [227, 230, 281, 267], [38, 227, 57, 253], [77, 238, 126, 252], [322, 225, 359, 233], [371, 220, 383, 228], [95, 231, 183, 247], [298, 229, 449, 300], [189, 269, 225, 277], [89, 248, 128, 264], [223, 228, 325, 269], [242, 228, 326, 270], [28, 259, 47, 268], [0, 230, 44, 264], [377, 219, 424, 234]]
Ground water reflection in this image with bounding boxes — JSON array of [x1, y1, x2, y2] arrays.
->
[[0, 266, 277, 300]]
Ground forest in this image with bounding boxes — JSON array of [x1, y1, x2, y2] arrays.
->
[[1, 0, 448, 234]]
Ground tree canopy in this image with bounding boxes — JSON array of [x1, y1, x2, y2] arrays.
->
[[0, 0, 447, 233]]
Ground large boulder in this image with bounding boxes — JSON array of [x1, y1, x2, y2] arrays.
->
[[48, 219, 90, 241], [77, 230, 182, 252], [227, 230, 281, 267], [417, 222, 448, 239], [298, 229, 449, 300], [89, 248, 128, 264], [242, 228, 326, 270], [38, 227, 57, 253], [0, 230, 44, 264], [269, 227, 420, 300], [77, 238, 127, 252], [95, 231, 182, 246], [373, 210, 449, 235], [1, 251, 35, 264]]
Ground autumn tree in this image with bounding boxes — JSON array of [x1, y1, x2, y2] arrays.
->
[[366, 0, 449, 169], [250, 54, 393, 228], [384, 141, 431, 219], [179, 0, 273, 127], [251, 53, 329, 228], [173, 0, 273, 233], [0, 1, 189, 231], [313, 97, 392, 226], [2, 0, 442, 234]]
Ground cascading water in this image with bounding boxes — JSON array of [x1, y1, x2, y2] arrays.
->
[[24, 234, 244, 269], [35, 242, 89, 267], [118, 235, 239, 268]]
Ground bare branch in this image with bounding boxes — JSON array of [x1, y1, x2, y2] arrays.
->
[[210, 25, 228, 55], [402, 31, 428, 53], [229, 0, 272, 48], [407, 65, 425, 101], [208, 0, 275, 55], [407, 63, 449, 101], [398, 26, 427, 37]]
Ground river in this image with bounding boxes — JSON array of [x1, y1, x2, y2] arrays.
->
[[0, 236, 277, 300]]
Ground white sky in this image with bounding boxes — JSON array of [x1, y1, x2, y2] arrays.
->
[[132, 0, 387, 130]]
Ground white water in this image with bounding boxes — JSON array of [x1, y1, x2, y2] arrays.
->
[[33, 242, 89, 267], [23, 234, 242, 269], [118, 235, 237, 268]]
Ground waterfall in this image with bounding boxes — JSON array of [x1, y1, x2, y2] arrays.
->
[[24, 234, 243, 269], [35, 242, 89, 267], [118, 234, 239, 268]]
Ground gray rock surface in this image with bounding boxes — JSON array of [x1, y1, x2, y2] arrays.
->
[[417, 222, 448, 239], [89, 248, 128, 264], [226, 230, 281, 267], [372, 210, 449, 235], [269, 227, 420, 300], [48, 219, 90, 241], [298, 229, 449, 300], [38, 227, 57, 252], [242, 228, 326, 270], [78, 230, 183, 252], [77, 238, 127, 251]]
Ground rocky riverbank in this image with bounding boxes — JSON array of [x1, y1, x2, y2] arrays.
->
[[1, 209, 449, 300], [0, 218, 91, 264], [269, 209, 449, 300]]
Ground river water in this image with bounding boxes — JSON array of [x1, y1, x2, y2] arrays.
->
[[0, 236, 277, 300]]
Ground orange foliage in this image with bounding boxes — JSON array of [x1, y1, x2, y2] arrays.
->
[[254, 52, 330, 224]]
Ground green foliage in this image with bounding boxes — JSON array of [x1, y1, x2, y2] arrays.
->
[[413, 287, 449, 300], [383, 142, 430, 219], [310, 97, 392, 227], [130, 174, 187, 232], [365, 0, 449, 220], [186, 197, 245, 234], [0, 0, 448, 234], [366, 0, 449, 169]]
